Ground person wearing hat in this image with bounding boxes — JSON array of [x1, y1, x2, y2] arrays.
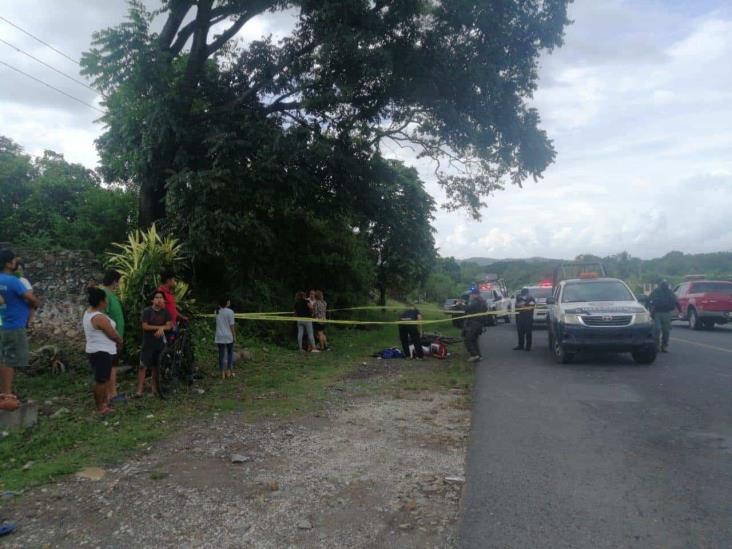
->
[[463, 288, 488, 362], [398, 303, 424, 359], [513, 287, 536, 351], [0, 249, 40, 410], [648, 280, 681, 352]]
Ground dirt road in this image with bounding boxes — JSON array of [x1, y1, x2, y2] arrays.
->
[[3, 366, 470, 548]]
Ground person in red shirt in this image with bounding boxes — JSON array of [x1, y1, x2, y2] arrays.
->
[[158, 270, 188, 328]]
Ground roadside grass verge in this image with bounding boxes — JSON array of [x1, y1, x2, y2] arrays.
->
[[0, 302, 471, 492]]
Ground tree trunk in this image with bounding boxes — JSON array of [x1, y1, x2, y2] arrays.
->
[[378, 285, 386, 306], [138, 174, 167, 229]]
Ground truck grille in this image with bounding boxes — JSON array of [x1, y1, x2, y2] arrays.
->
[[582, 315, 633, 327]]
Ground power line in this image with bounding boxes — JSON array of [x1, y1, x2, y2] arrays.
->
[[0, 15, 80, 66], [0, 37, 94, 91], [0, 60, 104, 114]]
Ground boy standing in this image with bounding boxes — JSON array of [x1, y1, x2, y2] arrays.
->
[[101, 270, 125, 402], [136, 290, 171, 398]]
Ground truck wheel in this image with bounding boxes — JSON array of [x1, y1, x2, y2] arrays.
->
[[552, 338, 574, 364], [632, 347, 657, 364], [688, 308, 701, 330]]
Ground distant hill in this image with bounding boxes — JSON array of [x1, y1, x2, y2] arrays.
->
[[456, 251, 732, 292], [462, 256, 559, 266]]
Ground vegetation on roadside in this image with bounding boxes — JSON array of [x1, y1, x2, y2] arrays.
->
[[0, 305, 470, 492]]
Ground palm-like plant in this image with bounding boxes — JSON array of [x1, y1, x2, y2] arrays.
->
[[107, 225, 192, 356]]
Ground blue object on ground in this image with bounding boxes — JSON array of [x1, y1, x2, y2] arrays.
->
[[0, 523, 17, 536]]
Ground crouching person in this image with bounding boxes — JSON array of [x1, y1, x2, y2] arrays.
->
[[136, 290, 172, 398], [83, 288, 123, 414]]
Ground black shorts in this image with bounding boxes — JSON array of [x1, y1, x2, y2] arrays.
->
[[314, 322, 326, 333], [88, 352, 113, 384], [140, 347, 163, 369]]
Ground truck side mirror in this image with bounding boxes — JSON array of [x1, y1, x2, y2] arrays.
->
[[546, 297, 556, 305]]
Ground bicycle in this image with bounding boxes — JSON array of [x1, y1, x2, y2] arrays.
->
[[156, 320, 195, 398]]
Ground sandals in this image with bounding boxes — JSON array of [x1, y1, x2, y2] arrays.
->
[[96, 406, 114, 416], [0, 394, 19, 412]]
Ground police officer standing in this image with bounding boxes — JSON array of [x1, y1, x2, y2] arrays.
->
[[648, 280, 681, 353], [398, 303, 424, 359], [463, 289, 487, 362], [513, 287, 536, 351]]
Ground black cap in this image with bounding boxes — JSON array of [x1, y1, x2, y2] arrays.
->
[[0, 248, 15, 267]]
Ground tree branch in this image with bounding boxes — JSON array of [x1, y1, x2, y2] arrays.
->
[[158, 0, 194, 49], [207, 0, 277, 55]]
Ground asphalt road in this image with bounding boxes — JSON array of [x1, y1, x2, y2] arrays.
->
[[458, 321, 732, 549]]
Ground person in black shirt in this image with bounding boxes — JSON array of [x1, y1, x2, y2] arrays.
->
[[648, 280, 681, 352], [513, 288, 536, 351], [463, 289, 488, 362], [136, 290, 172, 397], [399, 305, 424, 359]]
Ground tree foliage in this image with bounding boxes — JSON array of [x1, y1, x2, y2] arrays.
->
[[0, 137, 135, 254], [82, 0, 570, 225]]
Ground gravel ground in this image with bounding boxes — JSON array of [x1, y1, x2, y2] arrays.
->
[[2, 374, 470, 548]]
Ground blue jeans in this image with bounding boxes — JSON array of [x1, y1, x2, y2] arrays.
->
[[217, 343, 234, 371]]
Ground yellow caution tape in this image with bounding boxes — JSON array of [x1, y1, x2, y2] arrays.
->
[[200, 307, 535, 326]]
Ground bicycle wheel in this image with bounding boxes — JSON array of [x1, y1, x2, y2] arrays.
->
[[158, 348, 182, 397]]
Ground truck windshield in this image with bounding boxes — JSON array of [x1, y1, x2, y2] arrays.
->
[[691, 282, 732, 295], [562, 281, 634, 303]]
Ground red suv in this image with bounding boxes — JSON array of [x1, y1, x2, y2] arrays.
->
[[674, 280, 732, 329]]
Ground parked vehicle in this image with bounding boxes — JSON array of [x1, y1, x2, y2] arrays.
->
[[674, 279, 732, 330], [478, 278, 511, 324], [547, 263, 656, 364], [510, 284, 554, 325]]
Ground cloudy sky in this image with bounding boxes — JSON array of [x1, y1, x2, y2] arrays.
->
[[1, 1, 731, 260]]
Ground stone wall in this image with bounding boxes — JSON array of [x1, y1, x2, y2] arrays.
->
[[8, 247, 103, 342]]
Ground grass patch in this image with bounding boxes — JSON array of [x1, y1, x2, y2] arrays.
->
[[0, 302, 471, 492]]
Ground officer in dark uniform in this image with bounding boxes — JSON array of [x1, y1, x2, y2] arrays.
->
[[513, 287, 536, 351], [398, 304, 424, 359], [463, 288, 488, 362]]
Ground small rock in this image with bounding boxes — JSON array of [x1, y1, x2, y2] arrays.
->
[[296, 519, 313, 530], [230, 454, 251, 464], [398, 523, 411, 530], [22, 461, 33, 471], [402, 499, 417, 512], [194, 388, 205, 395], [146, 414, 154, 419], [76, 467, 106, 481]]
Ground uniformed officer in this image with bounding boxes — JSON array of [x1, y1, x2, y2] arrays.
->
[[648, 280, 681, 353], [513, 287, 536, 351], [463, 288, 487, 362], [398, 304, 424, 359]]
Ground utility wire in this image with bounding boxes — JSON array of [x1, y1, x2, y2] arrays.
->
[[0, 37, 94, 91], [0, 15, 80, 65], [0, 60, 104, 114]]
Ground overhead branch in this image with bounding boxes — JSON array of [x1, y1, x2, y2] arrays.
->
[[158, 0, 194, 49]]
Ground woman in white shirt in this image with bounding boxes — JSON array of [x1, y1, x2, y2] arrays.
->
[[83, 287, 123, 414]]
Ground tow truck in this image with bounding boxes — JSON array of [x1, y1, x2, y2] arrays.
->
[[546, 263, 657, 364]]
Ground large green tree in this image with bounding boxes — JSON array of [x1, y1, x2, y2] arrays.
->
[[0, 137, 135, 254], [82, 0, 570, 227]]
